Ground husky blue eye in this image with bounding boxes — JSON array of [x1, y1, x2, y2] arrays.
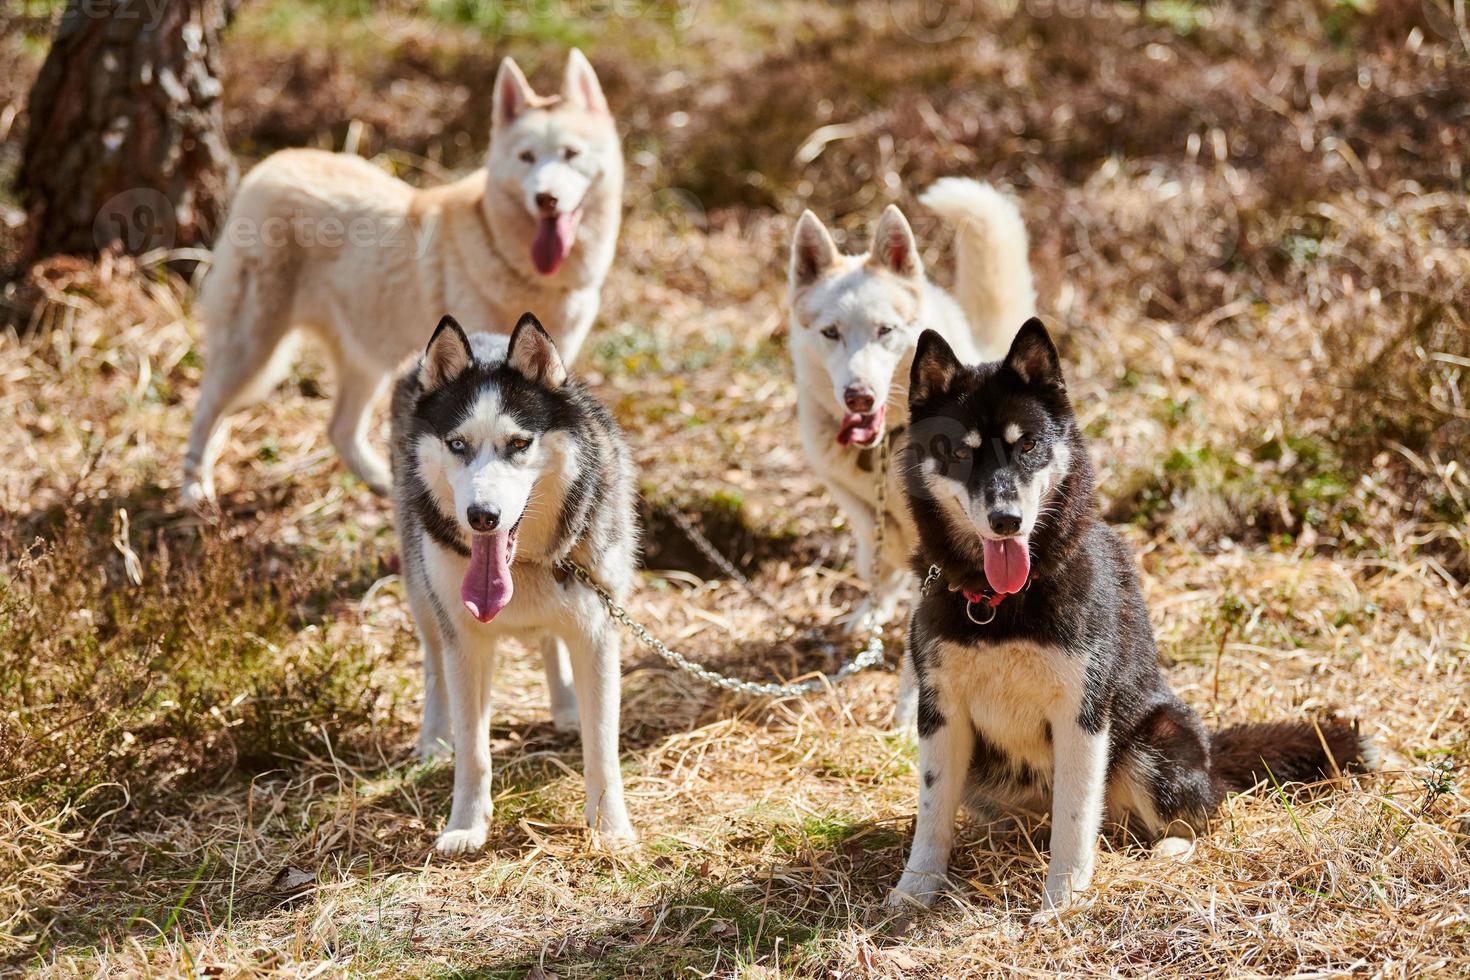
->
[[447, 437, 468, 454], [820, 326, 839, 340]]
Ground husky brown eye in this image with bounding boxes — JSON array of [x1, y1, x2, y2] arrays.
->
[[820, 326, 839, 340], [518, 150, 535, 164], [953, 446, 971, 460], [563, 146, 580, 161], [507, 437, 532, 454], [1020, 436, 1037, 454], [877, 324, 895, 337]]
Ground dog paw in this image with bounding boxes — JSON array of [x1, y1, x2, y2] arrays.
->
[[1031, 880, 1093, 924], [414, 735, 452, 763], [180, 479, 216, 509], [592, 822, 638, 850], [1153, 836, 1195, 860], [435, 824, 488, 856], [887, 870, 945, 909]]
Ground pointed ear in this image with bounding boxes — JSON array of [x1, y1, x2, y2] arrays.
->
[[507, 312, 568, 389], [790, 210, 838, 288], [493, 56, 535, 130], [867, 205, 922, 279], [420, 315, 474, 389], [910, 329, 961, 404], [561, 48, 609, 115], [1003, 317, 1064, 389]]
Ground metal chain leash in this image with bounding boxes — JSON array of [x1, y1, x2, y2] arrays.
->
[[560, 436, 895, 698]]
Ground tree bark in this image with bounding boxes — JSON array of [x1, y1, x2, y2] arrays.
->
[[16, 0, 236, 264]]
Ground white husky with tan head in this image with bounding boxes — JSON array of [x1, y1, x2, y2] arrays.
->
[[786, 179, 1036, 722], [182, 49, 622, 505]]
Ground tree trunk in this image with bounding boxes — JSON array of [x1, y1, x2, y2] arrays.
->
[[16, 0, 236, 264]]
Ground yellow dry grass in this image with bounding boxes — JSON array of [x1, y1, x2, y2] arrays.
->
[[3, 0, 1470, 976]]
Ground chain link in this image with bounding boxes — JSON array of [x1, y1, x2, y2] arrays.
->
[[561, 435, 896, 699]]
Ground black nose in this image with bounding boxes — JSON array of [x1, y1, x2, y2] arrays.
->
[[466, 504, 501, 533], [535, 192, 559, 213], [843, 385, 875, 413], [988, 510, 1022, 536]]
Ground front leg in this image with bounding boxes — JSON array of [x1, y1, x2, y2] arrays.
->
[[891, 642, 919, 731], [889, 702, 972, 907], [1039, 717, 1110, 914], [435, 637, 497, 855], [539, 634, 581, 733], [563, 616, 635, 844]]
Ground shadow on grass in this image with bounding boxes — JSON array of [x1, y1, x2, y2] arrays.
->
[[432, 818, 914, 979]]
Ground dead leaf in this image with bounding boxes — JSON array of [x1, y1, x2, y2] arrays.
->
[[262, 864, 316, 896]]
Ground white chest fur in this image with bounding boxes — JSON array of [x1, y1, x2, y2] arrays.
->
[[421, 539, 601, 642], [932, 639, 1087, 783]]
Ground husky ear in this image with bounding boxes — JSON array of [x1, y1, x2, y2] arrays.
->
[[493, 56, 535, 130], [421, 315, 474, 389], [1003, 317, 1065, 389], [507, 312, 568, 389], [561, 48, 609, 115], [868, 205, 922, 279], [790, 210, 838, 288], [910, 329, 961, 404]]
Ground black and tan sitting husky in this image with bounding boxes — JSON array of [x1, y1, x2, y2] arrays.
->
[[889, 319, 1374, 915]]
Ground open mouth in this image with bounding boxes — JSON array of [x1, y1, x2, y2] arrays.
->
[[980, 533, 1030, 595], [530, 208, 583, 275], [837, 404, 887, 447], [461, 522, 520, 623]]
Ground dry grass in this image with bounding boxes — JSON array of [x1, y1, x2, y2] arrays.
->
[[3, 0, 1469, 976]]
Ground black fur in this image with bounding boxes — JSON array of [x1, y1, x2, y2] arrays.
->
[[902, 318, 1371, 836]]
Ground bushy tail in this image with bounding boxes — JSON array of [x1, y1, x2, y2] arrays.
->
[[919, 177, 1036, 358], [1211, 719, 1378, 794]]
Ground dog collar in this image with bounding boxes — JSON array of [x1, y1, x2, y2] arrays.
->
[[920, 563, 1029, 625], [960, 586, 1014, 625]]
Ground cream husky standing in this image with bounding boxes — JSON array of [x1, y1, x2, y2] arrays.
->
[[786, 179, 1036, 722], [182, 49, 623, 505]]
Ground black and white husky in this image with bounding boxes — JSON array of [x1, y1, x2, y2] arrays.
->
[[391, 312, 637, 854], [890, 319, 1374, 915]]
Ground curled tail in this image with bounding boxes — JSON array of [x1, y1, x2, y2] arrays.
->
[[1211, 718, 1378, 794], [919, 177, 1036, 359]]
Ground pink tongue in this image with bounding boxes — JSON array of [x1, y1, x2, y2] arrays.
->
[[461, 532, 514, 623], [837, 404, 887, 446], [531, 210, 580, 275], [982, 536, 1031, 595]]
